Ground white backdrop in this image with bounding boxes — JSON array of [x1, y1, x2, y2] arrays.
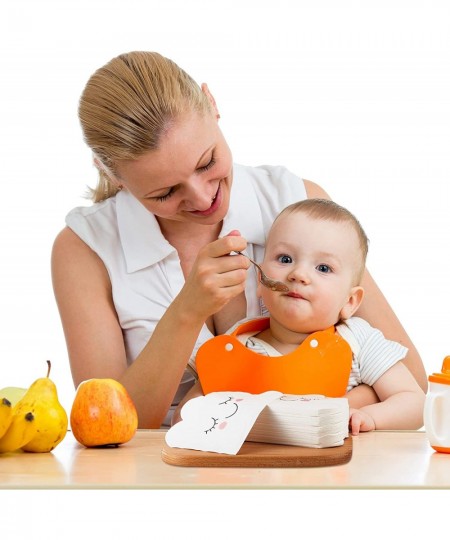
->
[[1, 0, 449, 529]]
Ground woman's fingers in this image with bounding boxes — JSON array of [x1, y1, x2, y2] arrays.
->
[[206, 231, 247, 258], [180, 234, 250, 319]]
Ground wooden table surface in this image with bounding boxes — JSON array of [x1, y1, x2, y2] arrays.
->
[[0, 429, 448, 489]]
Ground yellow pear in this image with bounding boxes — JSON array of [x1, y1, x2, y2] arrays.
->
[[15, 360, 68, 453]]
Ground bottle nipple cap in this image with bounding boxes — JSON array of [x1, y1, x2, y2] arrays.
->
[[428, 356, 450, 384], [442, 356, 450, 374]]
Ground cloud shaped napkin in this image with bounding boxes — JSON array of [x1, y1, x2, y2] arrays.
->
[[165, 391, 281, 455]]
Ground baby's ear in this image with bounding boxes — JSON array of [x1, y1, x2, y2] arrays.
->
[[340, 286, 364, 321]]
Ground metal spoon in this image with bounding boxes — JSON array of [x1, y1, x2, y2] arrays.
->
[[235, 252, 290, 292]]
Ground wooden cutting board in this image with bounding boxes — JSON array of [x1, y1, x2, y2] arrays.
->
[[161, 436, 352, 468]]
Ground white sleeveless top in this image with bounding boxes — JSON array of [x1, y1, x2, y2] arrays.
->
[[65, 163, 306, 424]]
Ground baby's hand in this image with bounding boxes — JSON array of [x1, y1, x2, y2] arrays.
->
[[349, 408, 376, 435]]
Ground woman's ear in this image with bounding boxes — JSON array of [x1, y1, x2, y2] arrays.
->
[[340, 286, 365, 321], [93, 156, 123, 190], [201, 83, 220, 118]]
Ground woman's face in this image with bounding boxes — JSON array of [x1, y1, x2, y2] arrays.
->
[[114, 109, 233, 230]]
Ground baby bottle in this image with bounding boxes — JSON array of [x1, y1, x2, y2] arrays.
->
[[424, 356, 450, 453]]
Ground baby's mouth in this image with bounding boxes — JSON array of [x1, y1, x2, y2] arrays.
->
[[287, 292, 304, 299]]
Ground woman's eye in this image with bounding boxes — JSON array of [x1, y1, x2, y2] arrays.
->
[[151, 187, 175, 202], [277, 255, 292, 264], [316, 264, 332, 273], [197, 155, 216, 172]]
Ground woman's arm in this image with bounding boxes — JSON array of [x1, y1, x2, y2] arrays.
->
[[51, 227, 249, 428], [304, 180, 428, 392]]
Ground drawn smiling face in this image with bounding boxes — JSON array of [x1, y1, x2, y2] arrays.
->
[[165, 390, 282, 455], [204, 396, 244, 434]]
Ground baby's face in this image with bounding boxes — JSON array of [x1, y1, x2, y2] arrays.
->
[[259, 212, 362, 333]]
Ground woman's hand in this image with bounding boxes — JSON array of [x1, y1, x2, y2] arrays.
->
[[179, 230, 251, 322]]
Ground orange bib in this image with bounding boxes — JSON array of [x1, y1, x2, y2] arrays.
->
[[196, 318, 352, 396]]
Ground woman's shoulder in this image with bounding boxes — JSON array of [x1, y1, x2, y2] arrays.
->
[[233, 163, 307, 209], [65, 196, 120, 243], [234, 163, 302, 184], [51, 225, 108, 288], [60, 195, 123, 265], [65, 196, 117, 227]]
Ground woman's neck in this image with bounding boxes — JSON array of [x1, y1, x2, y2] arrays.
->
[[158, 217, 221, 245], [158, 219, 223, 278]]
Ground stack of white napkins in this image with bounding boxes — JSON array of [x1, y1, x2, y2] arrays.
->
[[246, 395, 349, 448]]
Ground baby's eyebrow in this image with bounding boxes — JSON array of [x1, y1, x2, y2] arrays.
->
[[315, 250, 339, 259], [314, 251, 342, 265]]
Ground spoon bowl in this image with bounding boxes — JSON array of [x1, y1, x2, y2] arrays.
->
[[236, 252, 290, 292]]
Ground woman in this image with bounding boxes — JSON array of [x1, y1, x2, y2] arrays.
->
[[51, 51, 427, 428]]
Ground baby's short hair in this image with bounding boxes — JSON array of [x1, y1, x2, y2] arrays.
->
[[274, 198, 369, 283]]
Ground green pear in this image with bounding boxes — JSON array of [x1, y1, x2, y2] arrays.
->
[[15, 360, 68, 453], [0, 387, 27, 406]]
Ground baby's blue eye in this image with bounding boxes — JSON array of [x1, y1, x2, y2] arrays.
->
[[278, 255, 292, 264], [316, 264, 332, 273]]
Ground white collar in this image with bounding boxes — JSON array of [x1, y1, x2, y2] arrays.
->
[[116, 164, 266, 273]]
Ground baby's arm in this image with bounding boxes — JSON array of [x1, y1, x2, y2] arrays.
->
[[349, 361, 425, 435], [345, 384, 379, 408]]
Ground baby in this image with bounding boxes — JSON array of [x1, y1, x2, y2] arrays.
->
[[177, 199, 425, 434]]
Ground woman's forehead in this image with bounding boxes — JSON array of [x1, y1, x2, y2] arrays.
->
[[115, 110, 218, 185]]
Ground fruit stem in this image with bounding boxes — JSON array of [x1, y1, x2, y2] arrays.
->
[[46, 360, 51, 378]]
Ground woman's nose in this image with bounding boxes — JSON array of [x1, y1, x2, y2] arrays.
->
[[183, 178, 214, 211]]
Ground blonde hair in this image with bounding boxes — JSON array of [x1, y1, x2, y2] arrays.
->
[[275, 198, 369, 283], [78, 51, 213, 202]]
